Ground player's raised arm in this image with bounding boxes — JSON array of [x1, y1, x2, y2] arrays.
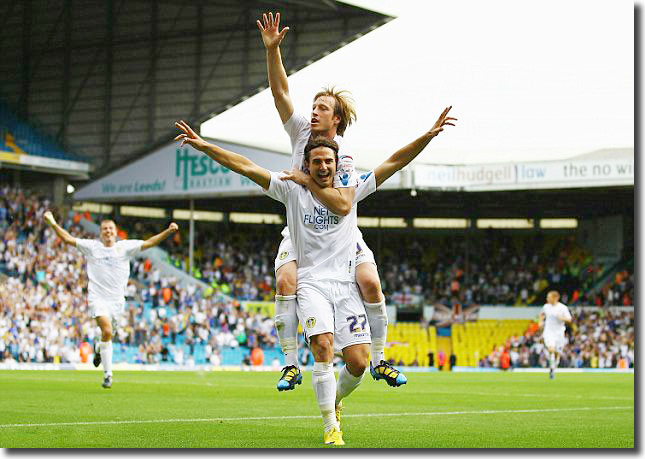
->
[[175, 120, 271, 190], [257, 12, 293, 124], [43, 211, 77, 246], [373, 106, 457, 188], [141, 222, 179, 251], [280, 168, 355, 216]]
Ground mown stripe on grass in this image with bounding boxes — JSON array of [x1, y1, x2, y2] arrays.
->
[[0, 406, 632, 429]]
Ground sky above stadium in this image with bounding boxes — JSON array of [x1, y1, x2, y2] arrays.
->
[[201, 0, 634, 170]]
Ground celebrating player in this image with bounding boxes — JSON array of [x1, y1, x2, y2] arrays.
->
[[538, 290, 573, 380], [257, 11, 405, 391], [175, 105, 455, 445], [43, 211, 178, 388]]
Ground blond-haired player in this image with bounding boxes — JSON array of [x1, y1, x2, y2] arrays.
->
[[175, 104, 455, 445], [257, 11, 405, 391]]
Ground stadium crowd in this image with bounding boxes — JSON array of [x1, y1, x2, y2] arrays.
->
[[122, 219, 633, 309], [0, 186, 277, 365], [0, 185, 635, 370], [478, 307, 635, 369], [370, 230, 633, 308]]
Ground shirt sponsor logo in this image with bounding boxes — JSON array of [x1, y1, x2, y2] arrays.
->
[[303, 205, 339, 231]]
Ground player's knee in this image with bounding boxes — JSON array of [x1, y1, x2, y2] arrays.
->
[[356, 270, 383, 303], [310, 333, 334, 361], [346, 358, 368, 377], [344, 345, 370, 376], [276, 266, 297, 295], [102, 329, 113, 341]]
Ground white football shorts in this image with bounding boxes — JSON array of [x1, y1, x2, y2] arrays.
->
[[296, 280, 371, 353], [543, 333, 567, 352], [89, 296, 125, 321]]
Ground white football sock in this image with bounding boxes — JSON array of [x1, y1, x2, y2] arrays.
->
[[312, 361, 337, 432], [364, 299, 387, 365], [100, 341, 113, 377], [335, 364, 365, 406], [274, 295, 299, 368], [549, 352, 556, 371]]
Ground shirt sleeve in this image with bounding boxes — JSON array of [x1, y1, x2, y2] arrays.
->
[[333, 154, 358, 189], [120, 239, 144, 258], [283, 112, 310, 170], [562, 305, 572, 321], [354, 170, 377, 204], [75, 239, 95, 257], [263, 171, 294, 205]]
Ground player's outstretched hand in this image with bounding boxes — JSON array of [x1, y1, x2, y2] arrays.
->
[[43, 211, 56, 226], [168, 222, 179, 232], [256, 12, 289, 50], [280, 168, 309, 186], [174, 120, 210, 152], [428, 106, 457, 138]]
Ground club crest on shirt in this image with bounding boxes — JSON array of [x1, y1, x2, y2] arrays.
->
[[306, 317, 316, 329], [279, 251, 289, 260]]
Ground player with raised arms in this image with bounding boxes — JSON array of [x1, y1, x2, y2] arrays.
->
[[175, 105, 455, 445], [539, 290, 573, 379], [257, 11, 406, 391], [43, 212, 178, 388]]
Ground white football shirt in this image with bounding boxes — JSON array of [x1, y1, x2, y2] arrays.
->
[[541, 302, 572, 337], [264, 171, 374, 283], [75, 239, 143, 301], [281, 112, 359, 239]]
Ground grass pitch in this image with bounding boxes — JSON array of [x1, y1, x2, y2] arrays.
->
[[0, 369, 634, 448]]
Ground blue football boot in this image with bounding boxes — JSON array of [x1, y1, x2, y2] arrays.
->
[[276, 365, 302, 391], [370, 360, 407, 387]]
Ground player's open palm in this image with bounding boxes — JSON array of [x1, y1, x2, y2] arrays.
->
[[428, 106, 457, 138], [175, 120, 209, 152], [256, 12, 289, 49]]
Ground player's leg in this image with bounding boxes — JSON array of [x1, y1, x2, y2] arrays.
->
[[333, 282, 372, 432], [96, 315, 114, 388], [355, 241, 407, 387], [335, 343, 369, 424], [300, 283, 343, 445], [274, 235, 301, 391], [544, 338, 556, 379], [310, 333, 338, 438]]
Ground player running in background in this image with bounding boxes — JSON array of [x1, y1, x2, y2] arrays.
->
[[539, 290, 572, 380], [257, 11, 405, 391], [43, 211, 178, 388], [175, 105, 455, 445]]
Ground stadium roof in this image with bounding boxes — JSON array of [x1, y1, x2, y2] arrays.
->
[[0, 0, 391, 177]]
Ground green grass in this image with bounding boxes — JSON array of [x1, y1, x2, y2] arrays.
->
[[0, 370, 634, 448]]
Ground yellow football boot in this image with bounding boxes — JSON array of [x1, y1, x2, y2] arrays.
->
[[323, 426, 345, 446]]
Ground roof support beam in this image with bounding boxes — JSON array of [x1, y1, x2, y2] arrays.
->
[[103, 0, 115, 170], [147, 1, 158, 146], [20, 0, 32, 118]]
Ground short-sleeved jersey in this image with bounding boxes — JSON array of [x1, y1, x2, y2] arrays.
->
[[264, 171, 375, 284], [541, 302, 572, 337], [75, 239, 143, 301]]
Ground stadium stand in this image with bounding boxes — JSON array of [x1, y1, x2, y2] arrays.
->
[[0, 184, 634, 370], [0, 101, 83, 162]]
